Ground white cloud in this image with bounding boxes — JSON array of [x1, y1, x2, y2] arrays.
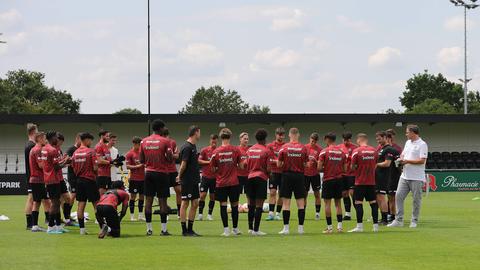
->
[[437, 46, 462, 69], [368, 47, 402, 68], [250, 47, 300, 71], [350, 81, 404, 100], [444, 16, 475, 31], [0, 9, 22, 28], [0, 32, 28, 56], [303, 37, 330, 51], [337, 15, 372, 33], [262, 7, 305, 31], [179, 43, 224, 65]]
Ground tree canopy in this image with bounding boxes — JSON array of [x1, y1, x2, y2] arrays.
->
[[113, 108, 142, 114]]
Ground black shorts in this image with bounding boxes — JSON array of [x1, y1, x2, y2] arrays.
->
[[342, 176, 355, 191], [181, 179, 200, 201], [238, 176, 248, 194], [60, 180, 68, 194], [322, 178, 343, 199], [46, 183, 62, 200], [246, 177, 268, 200], [388, 171, 401, 194], [304, 174, 321, 192], [269, 173, 282, 190], [200, 177, 216, 194], [77, 178, 100, 202], [376, 177, 388, 194], [169, 172, 180, 187], [216, 185, 240, 202], [31, 183, 47, 202], [353, 185, 376, 202], [144, 171, 170, 198], [68, 176, 77, 193], [27, 181, 32, 194], [280, 172, 306, 199], [96, 205, 120, 237], [128, 180, 145, 195], [96, 176, 112, 190]]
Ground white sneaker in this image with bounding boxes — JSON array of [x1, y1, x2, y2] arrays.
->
[[315, 213, 321, 221], [232, 228, 242, 236], [248, 229, 254, 235], [373, 223, 379, 232], [197, 214, 203, 221], [31, 225, 46, 232], [253, 231, 267, 236], [274, 213, 281, 220], [207, 214, 213, 221], [138, 213, 145, 221], [409, 222, 417, 228], [322, 228, 333, 234], [80, 228, 88, 235], [348, 227, 364, 233], [387, 220, 404, 227], [94, 220, 99, 225], [221, 228, 230, 237], [298, 225, 304, 234], [130, 214, 137, 221], [278, 228, 290, 235]]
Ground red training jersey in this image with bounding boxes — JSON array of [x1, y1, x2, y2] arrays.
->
[[166, 138, 178, 173], [247, 144, 274, 181], [237, 145, 249, 177], [55, 146, 64, 182], [97, 189, 129, 210], [72, 146, 97, 181], [140, 134, 173, 173], [29, 145, 44, 184], [125, 148, 145, 181], [304, 143, 322, 177], [267, 140, 285, 174], [339, 142, 357, 176], [95, 142, 112, 177], [211, 144, 241, 188], [199, 146, 216, 179], [392, 143, 402, 154], [41, 144, 61, 185], [351, 145, 378, 186], [319, 145, 347, 181], [278, 142, 307, 173]]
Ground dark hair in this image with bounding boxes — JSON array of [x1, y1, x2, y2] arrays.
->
[[57, 132, 65, 141], [79, 132, 94, 141], [188, 125, 200, 137], [275, 127, 286, 135], [342, 131, 352, 140], [46, 131, 58, 141], [407, 124, 420, 135], [324, 132, 336, 142], [109, 133, 117, 139], [152, 119, 166, 133], [132, 136, 142, 144], [376, 131, 387, 137], [255, 128, 268, 142], [34, 132, 45, 142], [210, 134, 219, 140], [27, 123, 38, 135], [98, 130, 109, 137], [310, 132, 319, 141], [111, 181, 124, 189], [386, 128, 396, 136], [162, 127, 170, 136], [219, 128, 232, 140]]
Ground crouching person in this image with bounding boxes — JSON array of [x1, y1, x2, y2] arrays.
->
[[96, 181, 129, 238]]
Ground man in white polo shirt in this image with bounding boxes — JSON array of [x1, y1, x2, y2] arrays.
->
[[388, 124, 427, 228]]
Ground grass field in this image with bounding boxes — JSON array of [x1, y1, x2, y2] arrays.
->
[[0, 192, 479, 270]]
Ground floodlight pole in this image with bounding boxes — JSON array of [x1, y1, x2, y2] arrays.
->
[[147, 0, 151, 134]]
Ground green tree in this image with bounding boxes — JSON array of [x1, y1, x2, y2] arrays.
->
[[406, 98, 458, 114], [0, 70, 81, 114], [179, 85, 270, 114], [113, 108, 142, 114]]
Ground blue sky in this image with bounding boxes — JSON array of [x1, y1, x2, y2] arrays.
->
[[1, 0, 479, 113]]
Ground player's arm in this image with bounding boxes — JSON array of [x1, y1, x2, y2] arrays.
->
[[177, 160, 187, 183], [377, 159, 392, 168], [276, 149, 284, 168], [126, 155, 142, 170], [317, 152, 325, 172], [210, 154, 218, 173], [197, 150, 210, 166], [342, 154, 348, 173], [96, 147, 111, 165], [350, 152, 358, 171], [118, 195, 129, 222]]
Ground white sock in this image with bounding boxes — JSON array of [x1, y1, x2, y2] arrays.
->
[[337, 222, 343, 229], [161, 223, 167, 232], [107, 227, 112, 233], [146, 222, 152, 231], [327, 225, 333, 230], [65, 219, 70, 223], [224, 227, 230, 234], [80, 228, 86, 234], [32, 225, 38, 230], [283, 224, 289, 231], [345, 212, 351, 217], [268, 211, 273, 216], [357, 223, 363, 229], [298, 225, 304, 231]]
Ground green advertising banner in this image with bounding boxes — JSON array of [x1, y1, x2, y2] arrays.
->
[[425, 171, 480, 192]]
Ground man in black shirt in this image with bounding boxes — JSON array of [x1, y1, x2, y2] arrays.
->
[[64, 133, 81, 226], [375, 131, 395, 225], [177, 125, 202, 237]]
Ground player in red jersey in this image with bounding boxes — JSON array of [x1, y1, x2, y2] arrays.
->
[[72, 132, 99, 235], [125, 136, 145, 221], [140, 119, 173, 236], [96, 181, 129, 238], [211, 128, 244, 236], [42, 131, 71, 234], [348, 133, 380, 233], [277, 128, 308, 235], [266, 127, 286, 221], [318, 132, 347, 233], [197, 134, 218, 221], [162, 128, 182, 219], [245, 129, 273, 236], [29, 132, 48, 232], [237, 132, 250, 197], [339, 131, 358, 220], [56, 133, 76, 227], [95, 130, 113, 194], [304, 132, 323, 220]]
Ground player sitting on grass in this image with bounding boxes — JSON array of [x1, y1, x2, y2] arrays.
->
[[97, 181, 129, 238]]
